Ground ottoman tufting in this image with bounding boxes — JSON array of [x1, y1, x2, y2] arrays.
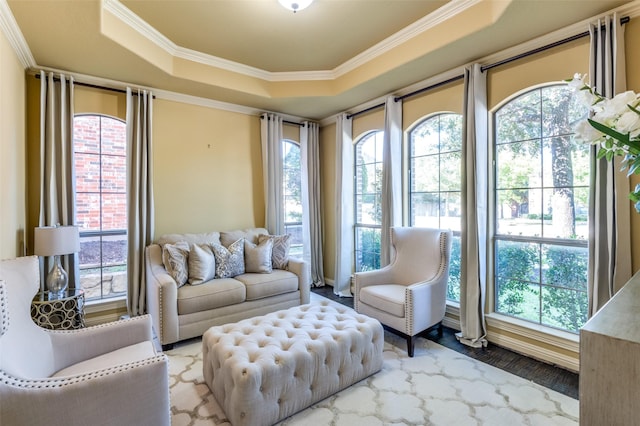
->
[[202, 300, 384, 426]]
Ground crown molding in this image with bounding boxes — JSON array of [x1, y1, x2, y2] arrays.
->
[[0, 0, 35, 68], [102, 0, 479, 83], [333, 0, 483, 78]]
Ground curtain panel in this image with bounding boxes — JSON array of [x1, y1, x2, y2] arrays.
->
[[38, 71, 79, 291], [300, 121, 325, 287], [456, 64, 488, 348], [334, 114, 354, 297], [587, 13, 632, 315], [261, 113, 285, 235], [381, 96, 403, 267], [126, 88, 154, 317]]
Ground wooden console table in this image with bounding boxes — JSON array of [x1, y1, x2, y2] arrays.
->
[[580, 271, 640, 426]]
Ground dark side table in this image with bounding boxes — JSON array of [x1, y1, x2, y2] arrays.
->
[[31, 289, 85, 330]]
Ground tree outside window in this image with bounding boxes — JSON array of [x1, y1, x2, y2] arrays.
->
[[354, 131, 384, 272], [283, 140, 302, 257], [493, 84, 590, 333], [74, 115, 127, 301], [408, 113, 462, 302]]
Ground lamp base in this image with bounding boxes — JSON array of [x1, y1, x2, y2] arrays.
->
[[46, 255, 69, 297]]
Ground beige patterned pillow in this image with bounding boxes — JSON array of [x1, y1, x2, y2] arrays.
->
[[162, 241, 190, 287], [188, 243, 216, 285], [212, 238, 245, 278], [258, 234, 291, 270], [244, 238, 273, 273]]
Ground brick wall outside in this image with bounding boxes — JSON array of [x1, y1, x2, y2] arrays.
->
[[74, 115, 127, 231]]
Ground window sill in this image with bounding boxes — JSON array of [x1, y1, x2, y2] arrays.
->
[[84, 296, 127, 326], [485, 312, 579, 371]]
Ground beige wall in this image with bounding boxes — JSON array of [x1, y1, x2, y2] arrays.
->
[[153, 100, 263, 236], [25, 82, 265, 249], [0, 29, 26, 259]]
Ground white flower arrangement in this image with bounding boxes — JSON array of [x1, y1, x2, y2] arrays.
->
[[568, 73, 640, 211]]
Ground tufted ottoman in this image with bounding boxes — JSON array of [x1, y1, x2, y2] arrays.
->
[[202, 300, 384, 426]]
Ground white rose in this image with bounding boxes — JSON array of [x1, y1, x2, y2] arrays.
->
[[575, 120, 604, 144], [616, 110, 640, 135], [605, 91, 638, 116]]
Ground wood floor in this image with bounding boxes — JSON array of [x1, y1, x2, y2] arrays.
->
[[311, 286, 579, 400]]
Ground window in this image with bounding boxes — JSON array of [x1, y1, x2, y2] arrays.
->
[[354, 131, 384, 272], [408, 113, 463, 302], [493, 84, 590, 333], [283, 140, 302, 257], [74, 115, 127, 302]]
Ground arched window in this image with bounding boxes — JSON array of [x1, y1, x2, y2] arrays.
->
[[282, 139, 302, 256], [492, 84, 589, 333], [74, 114, 127, 301], [408, 113, 463, 301], [354, 130, 384, 272]]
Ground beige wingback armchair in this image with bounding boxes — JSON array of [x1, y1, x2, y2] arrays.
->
[[354, 227, 452, 357], [0, 256, 171, 426]]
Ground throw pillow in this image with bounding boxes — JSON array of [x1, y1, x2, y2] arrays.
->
[[258, 234, 291, 270], [244, 238, 273, 273], [212, 238, 245, 278], [187, 243, 216, 285], [162, 241, 190, 287]]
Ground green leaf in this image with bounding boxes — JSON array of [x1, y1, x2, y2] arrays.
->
[[628, 103, 640, 116], [588, 119, 630, 144]]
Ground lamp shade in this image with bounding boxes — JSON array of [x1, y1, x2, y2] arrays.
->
[[34, 226, 80, 256]]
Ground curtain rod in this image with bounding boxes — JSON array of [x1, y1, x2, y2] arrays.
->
[[348, 15, 630, 115], [260, 115, 305, 126], [34, 73, 155, 98]]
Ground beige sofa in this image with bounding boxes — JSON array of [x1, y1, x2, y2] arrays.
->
[[145, 228, 310, 349]]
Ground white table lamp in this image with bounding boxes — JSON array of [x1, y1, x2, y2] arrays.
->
[[34, 225, 80, 295]]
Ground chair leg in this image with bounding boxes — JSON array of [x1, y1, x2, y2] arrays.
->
[[407, 335, 415, 357]]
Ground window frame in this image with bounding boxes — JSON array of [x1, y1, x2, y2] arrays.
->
[[353, 130, 384, 272], [73, 113, 128, 303], [488, 82, 590, 334], [282, 138, 303, 257], [406, 112, 463, 302]]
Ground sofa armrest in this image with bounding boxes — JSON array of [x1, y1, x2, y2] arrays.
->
[[145, 244, 179, 346], [288, 257, 310, 304]]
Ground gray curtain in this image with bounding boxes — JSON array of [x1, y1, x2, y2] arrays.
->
[[456, 64, 488, 348], [126, 88, 154, 317], [334, 113, 354, 297], [588, 13, 632, 315], [261, 113, 285, 235], [300, 121, 325, 286], [38, 71, 78, 291], [381, 96, 403, 266]]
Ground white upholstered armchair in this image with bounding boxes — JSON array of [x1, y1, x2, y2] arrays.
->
[[0, 256, 170, 426], [354, 227, 452, 357]]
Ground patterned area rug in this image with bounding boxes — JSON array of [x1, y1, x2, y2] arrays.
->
[[167, 317, 578, 426]]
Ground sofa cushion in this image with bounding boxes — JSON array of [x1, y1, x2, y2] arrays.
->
[[244, 238, 273, 274], [258, 234, 291, 269], [162, 242, 190, 287], [220, 228, 268, 246], [177, 278, 246, 315], [158, 232, 220, 246], [188, 243, 216, 285], [234, 270, 299, 301], [359, 284, 406, 318], [212, 239, 245, 278]]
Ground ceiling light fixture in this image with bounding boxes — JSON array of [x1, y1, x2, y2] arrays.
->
[[278, 0, 313, 13]]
